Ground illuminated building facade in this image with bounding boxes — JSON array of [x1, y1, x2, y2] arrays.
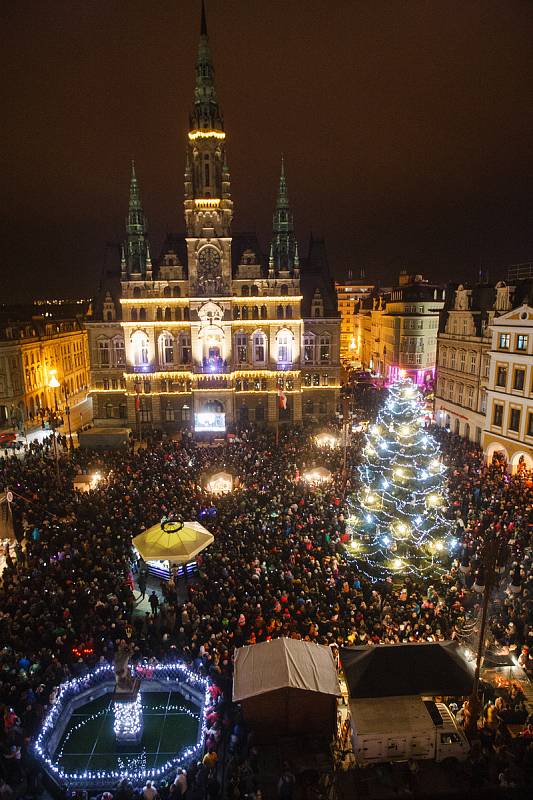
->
[[481, 284, 533, 471], [434, 283, 497, 443], [0, 313, 89, 427], [354, 275, 445, 388], [335, 275, 374, 363], [87, 5, 340, 431]]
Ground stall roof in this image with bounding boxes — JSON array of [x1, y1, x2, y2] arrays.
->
[[349, 695, 435, 736], [233, 638, 340, 702], [341, 642, 473, 698], [132, 520, 214, 564]]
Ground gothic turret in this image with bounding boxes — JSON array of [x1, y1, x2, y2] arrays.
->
[[270, 156, 298, 276], [184, 0, 232, 237], [123, 161, 150, 280]]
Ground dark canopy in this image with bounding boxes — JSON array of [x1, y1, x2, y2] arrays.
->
[[340, 642, 473, 699]]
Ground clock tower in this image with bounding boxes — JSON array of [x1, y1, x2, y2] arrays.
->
[[185, 0, 232, 297]]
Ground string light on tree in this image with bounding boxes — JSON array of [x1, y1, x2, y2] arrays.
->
[[346, 377, 452, 580]]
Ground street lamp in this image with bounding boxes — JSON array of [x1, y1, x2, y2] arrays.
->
[[464, 533, 508, 739], [48, 371, 61, 483]]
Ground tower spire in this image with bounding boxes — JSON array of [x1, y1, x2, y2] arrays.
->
[[190, 0, 222, 131], [124, 161, 150, 279], [200, 0, 207, 36], [184, 1, 232, 237], [270, 155, 298, 274]]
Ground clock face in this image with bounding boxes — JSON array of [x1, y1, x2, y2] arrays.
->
[[198, 245, 221, 276]]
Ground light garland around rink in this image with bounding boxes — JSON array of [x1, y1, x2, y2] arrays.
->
[[34, 662, 209, 787], [346, 378, 455, 581]]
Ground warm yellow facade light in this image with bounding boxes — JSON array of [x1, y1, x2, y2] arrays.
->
[[188, 130, 226, 140], [194, 198, 221, 208]]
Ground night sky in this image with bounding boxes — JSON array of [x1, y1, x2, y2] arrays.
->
[[3, 0, 533, 301]]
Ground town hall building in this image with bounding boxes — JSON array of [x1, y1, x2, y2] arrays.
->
[[87, 3, 340, 433]]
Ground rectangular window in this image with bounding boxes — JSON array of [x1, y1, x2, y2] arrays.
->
[[322, 373, 329, 386], [304, 373, 311, 387], [528, 412, 533, 437], [513, 369, 525, 391], [236, 334, 247, 363], [470, 353, 477, 374], [457, 384, 464, 405], [180, 336, 191, 364], [492, 403, 503, 427], [499, 333, 510, 350], [254, 339, 265, 363], [448, 380, 454, 400], [466, 386, 474, 408], [496, 366, 507, 387], [459, 352, 466, 371], [98, 341, 110, 367], [480, 390, 487, 413], [312, 373, 320, 386], [319, 336, 330, 362], [450, 351, 456, 370], [516, 334, 528, 351], [304, 336, 315, 363], [509, 407, 521, 432]]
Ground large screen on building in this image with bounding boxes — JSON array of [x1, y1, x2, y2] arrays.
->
[[194, 412, 226, 432]]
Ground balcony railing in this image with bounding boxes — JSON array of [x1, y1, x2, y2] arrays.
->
[[196, 358, 231, 374]]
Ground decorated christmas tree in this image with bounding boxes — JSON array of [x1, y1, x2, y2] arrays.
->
[[347, 378, 453, 581]]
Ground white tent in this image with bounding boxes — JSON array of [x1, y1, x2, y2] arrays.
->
[[233, 638, 340, 741]]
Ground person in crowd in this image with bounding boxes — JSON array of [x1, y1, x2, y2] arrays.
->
[[0, 399, 530, 795]]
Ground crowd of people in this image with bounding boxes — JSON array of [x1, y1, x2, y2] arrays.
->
[[0, 392, 532, 797]]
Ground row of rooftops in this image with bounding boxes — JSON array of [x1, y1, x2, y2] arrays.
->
[[0, 303, 89, 342], [92, 233, 340, 321]]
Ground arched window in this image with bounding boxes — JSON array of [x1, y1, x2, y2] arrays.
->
[[131, 308, 138, 322], [173, 286, 181, 297], [242, 306, 248, 320], [251, 285, 259, 297], [285, 305, 293, 319], [164, 307, 171, 322], [133, 286, 141, 298], [163, 285, 171, 298], [252, 306, 259, 320], [158, 333, 174, 366], [253, 332, 267, 365], [131, 331, 149, 366], [260, 305, 267, 319], [277, 305, 284, 319], [234, 307, 241, 320], [156, 307, 163, 321], [276, 330, 293, 365], [106, 311, 113, 321], [139, 308, 147, 322], [280, 284, 288, 295], [175, 307, 182, 321], [241, 285, 249, 296], [184, 307, 190, 320]]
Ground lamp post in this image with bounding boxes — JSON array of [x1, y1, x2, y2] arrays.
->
[[464, 533, 508, 739], [48, 371, 61, 483], [61, 384, 74, 450]]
